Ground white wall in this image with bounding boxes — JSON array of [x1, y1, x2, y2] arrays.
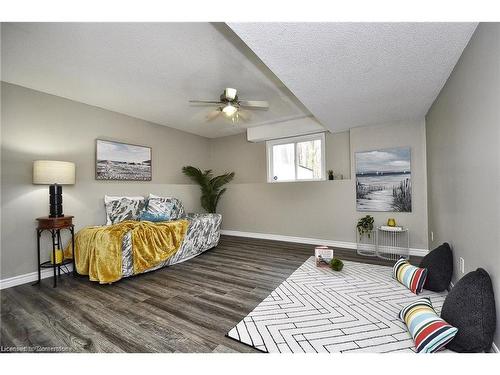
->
[[426, 23, 500, 347], [1, 82, 211, 279]]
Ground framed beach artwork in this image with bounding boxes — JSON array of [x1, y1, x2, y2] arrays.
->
[[95, 139, 152, 181], [355, 147, 411, 212]]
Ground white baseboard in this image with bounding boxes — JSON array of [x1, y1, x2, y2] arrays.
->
[[0, 264, 73, 290], [220, 230, 429, 257]]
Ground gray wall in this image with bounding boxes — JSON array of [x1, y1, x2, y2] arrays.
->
[[211, 121, 429, 250], [0, 83, 430, 282], [426, 23, 500, 347], [1, 82, 211, 279]]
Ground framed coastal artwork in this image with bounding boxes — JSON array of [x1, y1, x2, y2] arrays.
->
[[355, 147, 411, 212], [95, 139, 152, 181]]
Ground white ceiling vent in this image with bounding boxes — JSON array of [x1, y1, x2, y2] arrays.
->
[[247, 116, 326, 143]]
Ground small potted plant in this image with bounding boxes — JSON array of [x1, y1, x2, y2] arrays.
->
[[328, 170, 334, 180], [357, 215, 374, 238], [330, 258, 344, 271]]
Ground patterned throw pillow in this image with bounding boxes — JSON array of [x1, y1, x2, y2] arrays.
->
[[148, 194, 185, 219], [393, 257, 427, 294], [146, 198, 175, 218], [139, 210, 170, 222], [105, 197, 145, 225], [104, 195, 145, 225], [399, 297, 458, 353]]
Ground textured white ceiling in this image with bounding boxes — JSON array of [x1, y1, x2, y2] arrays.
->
[[229, 23, 478, 132], [1, 23, 311, 138]]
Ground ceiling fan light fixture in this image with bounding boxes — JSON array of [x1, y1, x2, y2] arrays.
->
[[224, 88, 237, 100], [222, 104, 238, 117]]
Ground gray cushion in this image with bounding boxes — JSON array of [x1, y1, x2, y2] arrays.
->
[[441, 268, 496, 352], [419, 242, 453, 292]]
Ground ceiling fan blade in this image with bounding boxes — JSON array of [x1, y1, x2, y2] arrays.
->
[[206, 109, 222, 122], [237, 110, 251, 122], [238, 100, 269, 109], [189, 100, 224, 105]]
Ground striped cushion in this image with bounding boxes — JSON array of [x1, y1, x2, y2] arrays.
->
[[399, 298, 458, 353], [393, 257, 427, 294]]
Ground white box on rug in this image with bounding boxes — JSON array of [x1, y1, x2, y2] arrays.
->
[[315, 246, 334, 267]]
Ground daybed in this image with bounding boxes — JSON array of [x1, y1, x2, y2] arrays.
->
[[65, 196, 221, 284]]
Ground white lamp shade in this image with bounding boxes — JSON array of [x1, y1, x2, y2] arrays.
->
[[33, 160, 76, 185]]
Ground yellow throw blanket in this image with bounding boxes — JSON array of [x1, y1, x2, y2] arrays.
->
[[64, 220, 189, 284]]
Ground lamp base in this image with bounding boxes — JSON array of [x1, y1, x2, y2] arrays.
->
[[49, 184, 64, 218]]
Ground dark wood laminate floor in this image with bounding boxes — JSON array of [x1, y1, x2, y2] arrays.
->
[[0, 235, 421, 353]]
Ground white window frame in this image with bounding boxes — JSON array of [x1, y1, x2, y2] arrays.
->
[[266, 132, 326, 183]]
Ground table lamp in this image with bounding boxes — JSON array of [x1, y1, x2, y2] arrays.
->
[[33, 160, 76, 217]]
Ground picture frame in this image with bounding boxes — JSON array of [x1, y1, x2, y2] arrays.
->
[[95, 139, 152, 181], [355, 147, 412, 212]]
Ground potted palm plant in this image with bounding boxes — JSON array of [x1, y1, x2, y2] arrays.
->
[[182, 166, 235, 213]]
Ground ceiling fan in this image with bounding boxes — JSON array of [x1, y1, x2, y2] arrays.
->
[[189, 88, 269, 123]]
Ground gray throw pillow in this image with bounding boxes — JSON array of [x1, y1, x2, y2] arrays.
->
[[419, 242, 453, 292], [441, 268, 496, 352]]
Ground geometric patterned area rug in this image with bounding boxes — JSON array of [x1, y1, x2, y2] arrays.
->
[[227, 257, 448, 353]]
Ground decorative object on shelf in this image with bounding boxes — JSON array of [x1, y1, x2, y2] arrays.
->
[[387, 218, 396, 227], [355, 147, 412, 212], [328, 170, 334, 180], [334, 173, 343, 180], [330, 258, 344, 271], [182, 166, 235, 213], [96, 139, 151, 181], [376, 226, 409, 261], [315, 246, 334, 267], [33, 160, 76, 218], [50, 248, 64, 264], [34, 215, 76, 288]]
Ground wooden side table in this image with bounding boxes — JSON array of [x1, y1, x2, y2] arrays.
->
[[34, 216, 76, 287]]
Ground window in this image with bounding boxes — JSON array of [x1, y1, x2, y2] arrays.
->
[[266, 133, 326, 183]]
